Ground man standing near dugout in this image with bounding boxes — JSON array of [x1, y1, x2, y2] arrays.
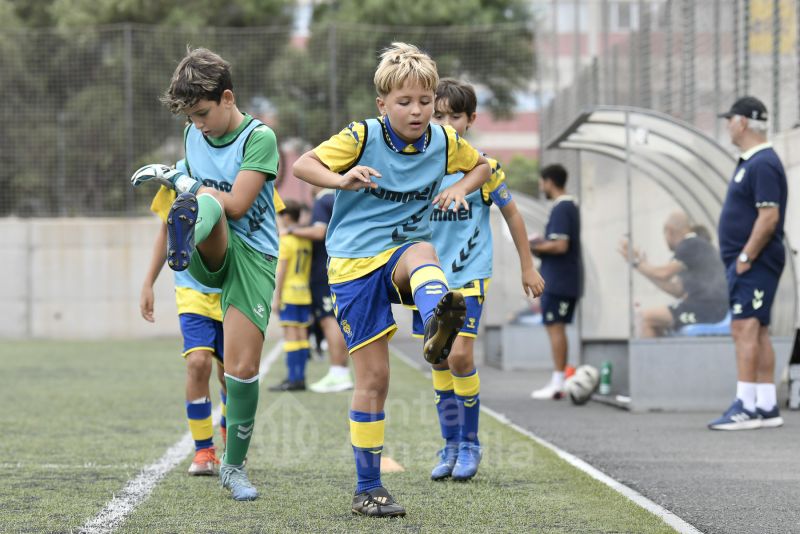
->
[[709, 96, 787, 431]]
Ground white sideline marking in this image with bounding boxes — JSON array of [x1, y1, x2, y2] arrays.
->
[[79, 344, 282, 534], [390, 347, 702, 534]]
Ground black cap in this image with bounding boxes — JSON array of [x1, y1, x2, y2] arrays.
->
[[718, 96, 768, 121]]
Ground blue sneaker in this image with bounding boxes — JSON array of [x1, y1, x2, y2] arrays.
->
[[166, 192, 197, 272], [707, 399, 762, 431], [219, 463, 258, 501], [756, 405, 784, 428], [451, 442, 482, 481], [430, 443, 459, 481]]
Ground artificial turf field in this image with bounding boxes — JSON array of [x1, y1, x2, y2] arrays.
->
[[0, 339, 676, 533]]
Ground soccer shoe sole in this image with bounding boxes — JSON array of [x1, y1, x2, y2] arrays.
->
[[351, 496, 406, 517], [760, 416, 784, 428], [423, 291, 466, 365], [309, 380, 354, 393], [708, 419, 763, 431], [167, 192, 197, 272], [187, 463, 217, 476]]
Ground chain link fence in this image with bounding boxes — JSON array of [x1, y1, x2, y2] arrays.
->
[[537, 0, 800, 162], [0, 22, 534, 218]]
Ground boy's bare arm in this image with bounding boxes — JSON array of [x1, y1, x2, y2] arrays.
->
[[433, 155, 490, 210], [293, 151, 380, 191], [500, 200, 545, 298], [287, 224, 327, 241], [140, 223, 168, 322]]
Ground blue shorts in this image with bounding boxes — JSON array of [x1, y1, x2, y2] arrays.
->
[[727, 261, 782, 325], [329, 243, 415, 353], [412, 295, 484, 338], [179, 313, 224, 362], [279, 303, 312, 326], [541, 293, 577, 325], [311, 282, 335, 320]]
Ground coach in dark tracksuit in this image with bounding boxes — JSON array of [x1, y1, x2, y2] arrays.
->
[[709, 96, 787, 431]]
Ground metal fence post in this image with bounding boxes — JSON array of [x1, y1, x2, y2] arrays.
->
[[744, 0, 751, 94], [714, 0, 722, 140], [328, 22, 338, 134], [734, 0, 741, 97], [639, 0, 652, 109], [772, 0, 781, 133], [124, 24, 135, 214], [665, 0, 673, 115]]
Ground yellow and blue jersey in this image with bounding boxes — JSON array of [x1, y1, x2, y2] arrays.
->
[[150, 185, 223, 321], [314, 117, 481, 284], [278, 234, 312, 305], [429, 156, 511, 294]]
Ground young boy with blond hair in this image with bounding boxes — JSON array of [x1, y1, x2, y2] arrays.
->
[[131, 47, 281, 501], [412, 78, 544, 482], [293, 42, 490, 517]]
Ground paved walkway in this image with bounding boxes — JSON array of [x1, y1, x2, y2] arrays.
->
[[391, 336, 800, 534]]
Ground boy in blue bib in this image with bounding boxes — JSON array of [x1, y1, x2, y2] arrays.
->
[[411, 79, 544, 482], [293, 43, 491, 517], [131, 48, 280, 501]]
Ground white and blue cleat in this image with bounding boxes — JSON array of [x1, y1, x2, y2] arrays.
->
[[707, 399, 762, 431], [430, 443, 459, 481], [451, 442, 482, 481], [220, 463, 259, 501]]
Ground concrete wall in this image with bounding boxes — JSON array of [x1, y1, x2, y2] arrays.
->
[[772, 127, 800, 327], [2, 217, 181, 339]]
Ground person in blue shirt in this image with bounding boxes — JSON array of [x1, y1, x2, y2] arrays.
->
[[709, 96, 787, 431], [284, 187, 353, 393], [410, 78, 544, 482], [530, 164, 582, 400]]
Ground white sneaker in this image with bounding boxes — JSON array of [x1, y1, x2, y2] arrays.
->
[[309, 371, 353, 393], [530, 382, 564, 400]]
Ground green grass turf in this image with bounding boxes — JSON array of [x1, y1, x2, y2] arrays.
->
[[0, 340, 676, 533]]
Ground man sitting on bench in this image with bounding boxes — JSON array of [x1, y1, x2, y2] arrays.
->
[[619, 211, 728, 338]]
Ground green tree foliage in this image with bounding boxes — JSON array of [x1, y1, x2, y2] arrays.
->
[[503, 155, 539, 196], [0, 1, 292, 216], [267, 0, 534, 144]]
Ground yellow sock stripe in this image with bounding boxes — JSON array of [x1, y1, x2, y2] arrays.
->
[[349, 419, 385, 449], [432, 368, 454, 391], [453, 371, 480, 398], [221, 401, 226, 418], [188, 417, 214, 442], [283, 340, 307, 352], [410, 265, 448, 294]]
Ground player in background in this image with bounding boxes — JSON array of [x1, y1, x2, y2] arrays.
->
[[141, 166, 226, 476], [293, 43, 491, 517], [284, 186, 352, 393], [131, 47, 280, 501], [530, 164, 582, 400], [269, 199, 313, 391], [411, 78, 544, 482]]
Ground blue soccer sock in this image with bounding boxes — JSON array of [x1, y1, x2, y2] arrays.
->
[[186, 397, 214, 451], [410, 264, 449, 326], [432, 368, 459, 444], [283, 340, 308, 382], [219, 390, 227, 435], [350, 410, 384, 493], [453, 368, 480, 444]]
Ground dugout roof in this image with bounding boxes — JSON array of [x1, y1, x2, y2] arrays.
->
[[546, 106, 797, 338]]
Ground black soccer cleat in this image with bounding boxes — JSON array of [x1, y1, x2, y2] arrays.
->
[[351, 486, 406, 518], [423, 291, 466, 365], [267, 379, 306, 392], [166, 192, 198, 272]]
